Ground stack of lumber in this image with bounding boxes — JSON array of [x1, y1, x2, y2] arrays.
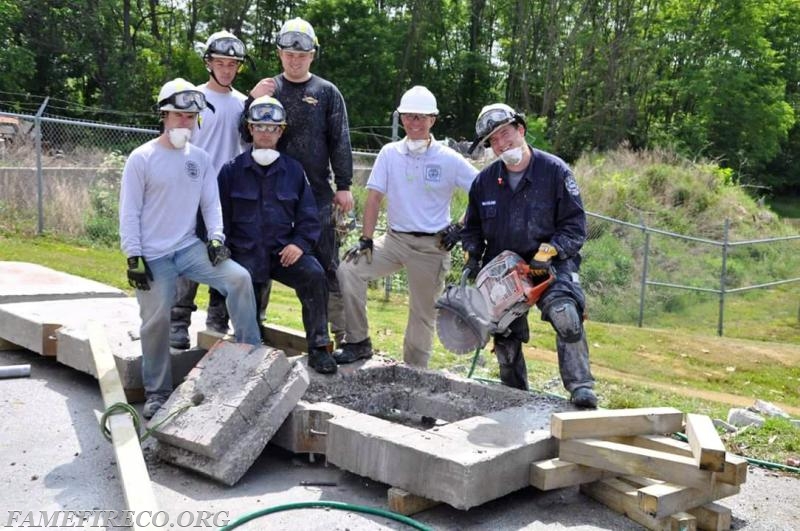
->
[[530, 407, 747, 531]]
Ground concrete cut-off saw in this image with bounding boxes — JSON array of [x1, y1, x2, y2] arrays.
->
[[435, 250, 555, 354]]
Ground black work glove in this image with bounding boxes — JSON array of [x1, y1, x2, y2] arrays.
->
[[530, 243, 558, 276], [464, 253, 480, 281], [126, 256, 152, 291], [207, 239, 231, 266], [343, 236, 373, 264], [437, 222, 464, 251]]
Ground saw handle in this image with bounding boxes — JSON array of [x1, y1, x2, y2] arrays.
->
[[516, 262, 556, 306]]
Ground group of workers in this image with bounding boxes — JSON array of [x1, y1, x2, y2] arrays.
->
[[118, 18, 597, 420]]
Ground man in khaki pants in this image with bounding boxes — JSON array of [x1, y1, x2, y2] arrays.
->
[[334, 86, 478, 368]]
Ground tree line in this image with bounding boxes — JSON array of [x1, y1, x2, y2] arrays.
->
[[1, 0, 798, 193]]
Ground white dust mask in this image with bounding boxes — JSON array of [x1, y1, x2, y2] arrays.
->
[[406, 138, 430, 155], [252, 148, 280, 166], [167, 128, 192, 149], [499, 145, 524, 166]]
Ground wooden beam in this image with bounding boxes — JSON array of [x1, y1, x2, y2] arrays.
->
[[623, 475, 739, 518], [580, 478, 697, 531], [88, 322, 158, 531], [260, 323, 305, 357], [685, 414, 726, 472], [387, 487, 440, 515], [688, 501, 732, 531], [610, 435, 747, 486], [42, 323, 61, 357], [551, 407, 684, 440], [0, 337, 22, 351], [530, 458, 616, 491], [559, 438, 715, 490]]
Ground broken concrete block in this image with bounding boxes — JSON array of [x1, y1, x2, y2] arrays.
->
[[727, 408, 765, 428], [150, 342, 292, 459], [0, 261, 126, 304], [156, 362, 309, 486], [750, 399, 790, 419]]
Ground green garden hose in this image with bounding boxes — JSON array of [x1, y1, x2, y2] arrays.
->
[[218, 500, 433, 531]]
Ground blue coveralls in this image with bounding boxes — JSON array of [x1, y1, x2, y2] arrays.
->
[[218, 150, 331, 350], [461, 146, 595, 391]]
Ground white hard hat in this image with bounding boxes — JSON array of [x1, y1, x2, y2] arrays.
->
[[397, 86, 439, 115], [156, 78, 206, 112], [468, 103, 525, 154], [204, 30, 246, 61], [247, 96, 287, 124], [276, 18, 318, 51]]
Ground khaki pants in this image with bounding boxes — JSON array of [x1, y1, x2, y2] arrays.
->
[[337, 231, 450, 367]]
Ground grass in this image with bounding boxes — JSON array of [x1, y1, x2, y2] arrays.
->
[[3, 231, 800, 468]]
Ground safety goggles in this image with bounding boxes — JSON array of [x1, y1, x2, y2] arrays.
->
[[250, 123, 283, 133], [475, 108, 516, 140], [208, 37, 246, 59], [401, 113, 436, 122], [159, 90, 207, 111], [247, 103, 286, 124], [276, 31, 316, 52]]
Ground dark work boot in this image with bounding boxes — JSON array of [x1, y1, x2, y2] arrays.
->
[[308, 347, 338, 375], [570, 387, 598, 409], [333, 338, 374, 364], [169, 323, 190, 350]]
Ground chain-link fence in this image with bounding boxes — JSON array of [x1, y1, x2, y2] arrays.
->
[[1, 108, 798, 336]]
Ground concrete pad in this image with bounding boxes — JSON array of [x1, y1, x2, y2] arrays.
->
[[0, 261, 125, 303], [0, 297, 209, 394], [150, 342, 292, 459], [155, 361, 310, 486]]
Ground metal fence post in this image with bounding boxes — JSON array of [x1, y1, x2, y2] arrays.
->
[[717, 218, 730, 336], [638, 226, 651, 328], [34, 97, 50, 235], [391, 110, 399, 142]]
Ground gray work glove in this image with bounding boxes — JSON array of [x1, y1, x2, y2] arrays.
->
[[126, 256, 152, 290], [464, 253, 480, 281], [437, 222, 464, 251], [207, 239, 231, 266], [343, 236, 373, 264]]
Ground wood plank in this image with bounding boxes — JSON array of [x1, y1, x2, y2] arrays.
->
[[686, 414, 726, 472], [387, 487, 440, 515], [42, 323, 61, 357], [551, 407, 684, 440], [260, 323, 305, 357], [88, 322, 158, 531], [624, 475, 739, 518], [610, 435, 747, 486], [688, 501, 732, 531], [559, 438, 715, 490], [530, 458, 616, 490], [197, 329, 227, 351], [580, 478, 697, 531], [0, 337, 23, 351]]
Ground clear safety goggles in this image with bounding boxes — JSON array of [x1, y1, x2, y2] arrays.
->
[[247, 103, 287, 124], [250, 123, 283, 133], [276, 31, 316, 52], [159, 90, 207, 111], [475, 108, 516, 139], [208, 37, 246, 59]]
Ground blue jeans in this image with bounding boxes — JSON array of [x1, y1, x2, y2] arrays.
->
[[135, 240, 260, 396]]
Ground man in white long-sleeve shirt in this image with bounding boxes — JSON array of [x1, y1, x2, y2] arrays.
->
[[119, 78, 260, 419]]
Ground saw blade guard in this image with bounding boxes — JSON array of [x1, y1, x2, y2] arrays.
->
[[434, 278, 492, 354]]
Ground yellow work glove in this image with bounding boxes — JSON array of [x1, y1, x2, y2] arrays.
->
[[529, 243, 558, 276]]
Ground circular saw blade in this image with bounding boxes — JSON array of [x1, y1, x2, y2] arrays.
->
[[436, 307, 486, 355]]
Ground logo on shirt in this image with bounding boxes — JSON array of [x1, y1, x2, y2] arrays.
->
[[565, 173, 580, 196], [302, 95, 319, 106], [424, 165, 442, 183], [186, 160, 200, 181], [481, 200, 496, 206]]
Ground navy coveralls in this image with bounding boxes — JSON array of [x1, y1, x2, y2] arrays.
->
[[462, 146, 595, 391], [218, 150, 330, 350]]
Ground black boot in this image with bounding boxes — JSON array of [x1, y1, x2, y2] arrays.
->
[[332, 338, 374, 364], [308, 347, 338, 374]]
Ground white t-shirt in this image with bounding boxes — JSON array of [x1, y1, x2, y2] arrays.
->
[[193, 84, 247, 176], [366, 136, 478, 233], [119, 138, 223, 260]]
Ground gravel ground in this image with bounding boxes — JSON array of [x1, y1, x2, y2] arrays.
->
[[2, 348, 799, 530]]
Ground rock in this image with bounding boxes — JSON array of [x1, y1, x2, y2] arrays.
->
[[712, 418, 738, 433], [727, 408, 765, 428], [750, 399, 790, 419]]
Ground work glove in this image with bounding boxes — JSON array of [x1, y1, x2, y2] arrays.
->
[[437, 222, 464, 251], [126, 256, 152, 291], [207, 239, 231, 266], [343, 236, 373, 264], [529, 243, 558, 276], [464, 252, 480, 281]]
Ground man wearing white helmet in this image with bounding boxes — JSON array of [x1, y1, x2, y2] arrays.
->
[[217, 96, 338, 374], [170, 30, 251, 350], [334, 86, 478, 368], [461, 103, 597, 408], [119, 78, 261, 419], [248, 17, 353, 348]]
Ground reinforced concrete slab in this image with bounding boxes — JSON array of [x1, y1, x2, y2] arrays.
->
[[0, 297, 209, 395], [274, 357, 574, 510], [0, 261, 125, 303], [154, 346, 310, 486]]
